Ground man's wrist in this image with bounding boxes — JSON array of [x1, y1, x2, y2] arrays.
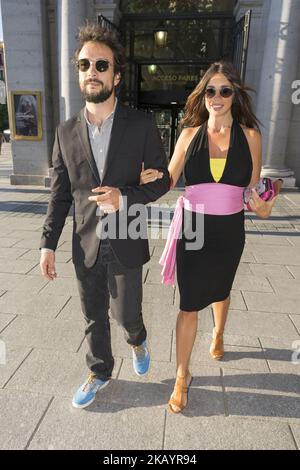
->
[[41, 248, 55, 254]]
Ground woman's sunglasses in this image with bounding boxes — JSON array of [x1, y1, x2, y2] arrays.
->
[[205, 86, 234, 99], [76, 58, 111, 73]]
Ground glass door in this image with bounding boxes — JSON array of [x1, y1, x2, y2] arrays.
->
[[140, 105, 184, 159]]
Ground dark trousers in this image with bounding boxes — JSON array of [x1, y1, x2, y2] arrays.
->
[[75, 238, 147, 381]]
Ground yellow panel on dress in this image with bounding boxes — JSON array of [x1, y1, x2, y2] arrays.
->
[[210, 158, 226, 183]]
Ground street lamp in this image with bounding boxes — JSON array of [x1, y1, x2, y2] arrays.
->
[[154, 29, 168, 47], [147, 64, 157, 75]]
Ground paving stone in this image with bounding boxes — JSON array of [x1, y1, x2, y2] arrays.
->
[[232, 275, 273, 292], [266, 278, 300, 298], [235, 263, 252, 276], [290, 424, 300, 450], [225, 310, 298, 339], [0, 389, 52, 450], [249, 263, 294, 279], [28, 398, 165, 450], [55, 296, 84, 322], [5, 348, 121, 398], [223, 369, 300, 424], [0, 247, 29, 259], [164, 416, 296, 450], [0, 238, 22, 248], [259, 336, 300, 374], [171, 333, 269, 372], [228, 291, 247, 310], [1, 317, 84, 352], [243, 291, 300, 314], [0, 259, 39, 274], [6, 230, 46, 240], [57, 241, 72, 251], [0, 313, 16, 333], [143, 283, 175, 305], [0, 345, 32, 388], [287, 266, 300, 279], [286, 236, 300, 246], [145, 266, 164, 284], [0, 273, 48, 293], [0, 230, 14, 237], [252, 245, 300, 265], [0, 291, 70, 317], [245, 234, 292, 245], [240, 250, 256, 263], [291, 314, 300, 333], [38, 277, 79, 296]]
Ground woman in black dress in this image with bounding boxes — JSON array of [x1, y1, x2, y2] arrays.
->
[[140, 61, 279, 413]]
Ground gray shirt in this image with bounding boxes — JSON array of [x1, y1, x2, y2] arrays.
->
[[84, 98, 117, 181]]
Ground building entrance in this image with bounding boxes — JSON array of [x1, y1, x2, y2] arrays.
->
[[121, 6, 252, 161], [140, 104, 184, 159]]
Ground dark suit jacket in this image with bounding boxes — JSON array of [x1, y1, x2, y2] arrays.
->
[[40, 102, 170, 268]]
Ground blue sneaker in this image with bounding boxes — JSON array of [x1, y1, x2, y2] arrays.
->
[[72, 373, 110, 409], [132, 341, 150, 376]]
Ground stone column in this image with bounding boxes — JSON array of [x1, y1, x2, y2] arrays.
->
[[1, 0, 54, 185], [234, 0, 268, 109], [285, 52, 300, 185], [255, 0, 300, 186], [57, 0, 87, 121]]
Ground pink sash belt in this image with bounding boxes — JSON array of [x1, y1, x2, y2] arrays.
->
[[159, 183, 244, 286]]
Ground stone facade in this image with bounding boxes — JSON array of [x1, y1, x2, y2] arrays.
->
[[1, 0, 300, 187]]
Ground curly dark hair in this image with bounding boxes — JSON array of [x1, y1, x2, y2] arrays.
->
[[74, 23, 126, 79]]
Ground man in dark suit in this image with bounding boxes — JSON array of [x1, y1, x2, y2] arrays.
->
[[40, 24, 170, 409]]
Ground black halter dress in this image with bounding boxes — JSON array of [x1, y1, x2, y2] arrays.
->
[[176, 119, 253, 311]]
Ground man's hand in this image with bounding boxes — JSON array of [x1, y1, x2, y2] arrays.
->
[[88, 186, 122, 213], [139, 162, 163, 185], [40, 251, 57, 281]]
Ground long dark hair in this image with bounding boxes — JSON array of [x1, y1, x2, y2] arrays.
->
[[181, 61, 261, 132]]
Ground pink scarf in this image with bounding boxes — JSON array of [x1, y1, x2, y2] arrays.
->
[[159, 183, 245, 286]]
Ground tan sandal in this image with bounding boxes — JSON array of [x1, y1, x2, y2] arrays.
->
[[209, 327, 224, 360], [168, 372, 193, 414]]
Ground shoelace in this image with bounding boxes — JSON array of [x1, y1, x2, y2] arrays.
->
[[82, 374, 98, 392], [133, 344, 146, 361]]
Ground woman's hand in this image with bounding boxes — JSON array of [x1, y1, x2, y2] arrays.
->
[[248, 179, 283, 219], [139, 163, 163, 185]]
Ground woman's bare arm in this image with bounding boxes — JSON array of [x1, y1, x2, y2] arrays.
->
[[242, 126, 262, 188]]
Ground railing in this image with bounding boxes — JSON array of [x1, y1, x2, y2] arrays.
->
[[232, 10, 252, 82], [97, 14, 119, 33]]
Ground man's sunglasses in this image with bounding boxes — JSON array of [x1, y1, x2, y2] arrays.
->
[[205, 86, 234, 99], [76, 58, 111, 73]]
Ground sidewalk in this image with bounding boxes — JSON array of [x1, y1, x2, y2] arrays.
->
[[0, 143, 300, 450]]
